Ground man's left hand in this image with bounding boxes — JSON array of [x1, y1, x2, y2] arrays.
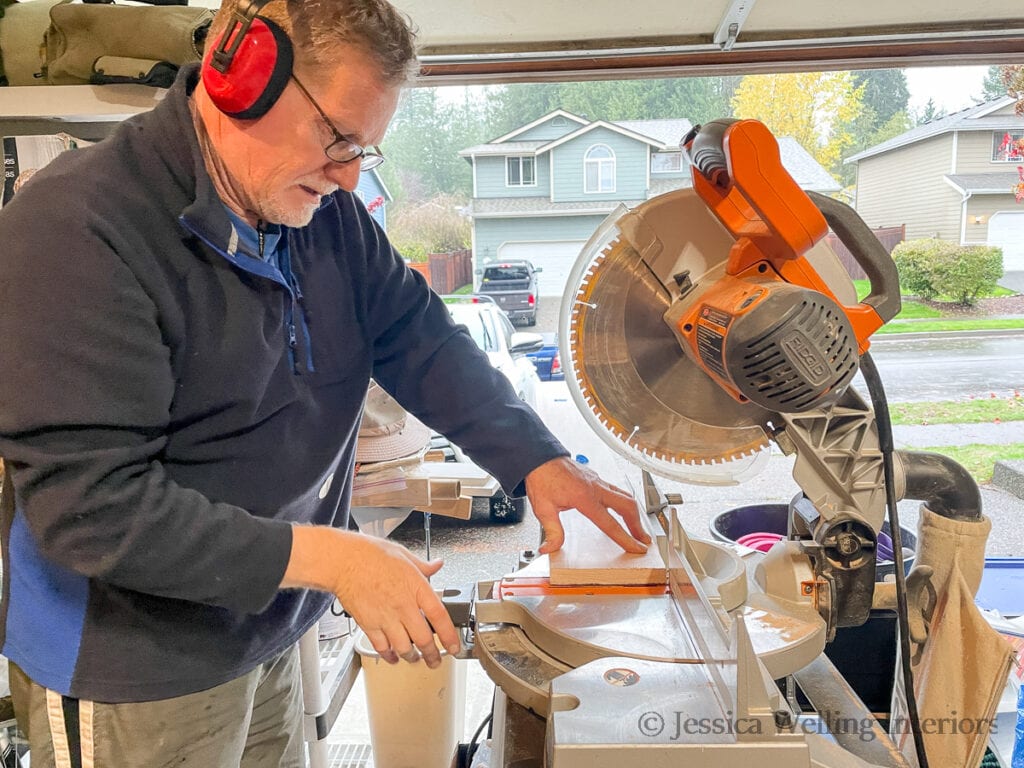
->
[[524, 457, 651, 555]]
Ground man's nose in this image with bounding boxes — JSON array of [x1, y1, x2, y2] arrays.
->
[[325, 161, 363, 192]]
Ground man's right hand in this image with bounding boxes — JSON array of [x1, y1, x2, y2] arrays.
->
[[281, 526, 459, 669]]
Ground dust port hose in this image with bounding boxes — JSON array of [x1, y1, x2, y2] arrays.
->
[[896, 450, 982, 521]]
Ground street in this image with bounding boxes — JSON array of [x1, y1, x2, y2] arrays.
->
[[861, 333, 1024, 402], [534, 296, 1024, 403]]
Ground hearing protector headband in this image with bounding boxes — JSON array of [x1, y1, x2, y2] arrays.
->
[[201, 0, 294, 120]]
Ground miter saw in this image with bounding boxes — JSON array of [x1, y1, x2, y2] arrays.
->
[[469, 120, 1003, 768]]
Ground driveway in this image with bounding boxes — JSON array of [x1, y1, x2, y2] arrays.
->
[[999, 271, 1024, 293]]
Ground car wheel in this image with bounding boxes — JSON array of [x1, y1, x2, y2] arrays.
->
[[526, 316, 536, 326], [489, 492, 526, 524]]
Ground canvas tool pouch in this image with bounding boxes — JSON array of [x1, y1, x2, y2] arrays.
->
[[43, 3, 212, 85]]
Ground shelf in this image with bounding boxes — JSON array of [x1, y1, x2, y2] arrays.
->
[[0, 84, 164, 121]]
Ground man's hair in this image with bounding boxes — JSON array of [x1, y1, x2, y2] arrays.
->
[[210, 0, 419, 86]]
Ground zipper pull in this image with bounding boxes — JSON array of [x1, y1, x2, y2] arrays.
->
[[288, 324, 297, 348]]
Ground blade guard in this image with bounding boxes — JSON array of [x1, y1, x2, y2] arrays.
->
[[683, 119, 900, 352]]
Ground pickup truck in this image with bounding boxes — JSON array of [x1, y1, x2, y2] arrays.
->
[[476, 260, 542, 326]]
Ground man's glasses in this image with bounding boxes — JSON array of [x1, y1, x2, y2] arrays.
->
[[291, 75, 385, 171]]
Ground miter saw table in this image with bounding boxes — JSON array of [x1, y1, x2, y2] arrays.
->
[[460, 120, 1005, 768], [471, 472, 902, 768]]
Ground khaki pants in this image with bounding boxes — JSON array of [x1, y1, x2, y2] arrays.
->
[[10, 645, 304, 768]]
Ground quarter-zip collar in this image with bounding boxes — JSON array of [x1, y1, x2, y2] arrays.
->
[[158, 65, 318, 375]]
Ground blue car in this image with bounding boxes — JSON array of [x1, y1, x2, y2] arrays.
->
[[526, 333, 564, 381]]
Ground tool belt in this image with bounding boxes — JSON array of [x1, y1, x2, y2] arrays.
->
[[1, 1, 212, 86]]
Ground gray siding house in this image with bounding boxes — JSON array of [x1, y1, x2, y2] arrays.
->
[[847, 97, 1024, 271], [460, 110, 841, 299]]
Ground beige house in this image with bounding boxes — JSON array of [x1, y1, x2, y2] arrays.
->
[[847, 97, 1024, 271]]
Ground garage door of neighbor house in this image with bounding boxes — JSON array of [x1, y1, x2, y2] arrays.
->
[[496, 240, 587, 298], [990, 212, 1024, 272]]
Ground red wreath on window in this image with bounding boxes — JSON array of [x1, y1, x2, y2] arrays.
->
[[1005, 135, 1024, 203], [365, 195, 385, 213]]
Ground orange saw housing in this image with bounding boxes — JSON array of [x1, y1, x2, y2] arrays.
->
[[676, 120, 886, 412]]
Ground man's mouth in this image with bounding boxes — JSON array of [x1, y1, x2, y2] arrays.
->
[[299, 184, 323, 198]]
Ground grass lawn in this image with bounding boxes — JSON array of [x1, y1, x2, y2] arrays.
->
[[889, 395, 1024, 425], [846, 279, 1024, 333], [921, 443, 1024, 484], [876, 317, 1024, 334]]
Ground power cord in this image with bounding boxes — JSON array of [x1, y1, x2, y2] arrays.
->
[[859, 351, 929, 768], [465, 694, 494, 766]]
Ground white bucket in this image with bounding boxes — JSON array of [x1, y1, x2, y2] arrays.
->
[[354, 631, 463, 768]]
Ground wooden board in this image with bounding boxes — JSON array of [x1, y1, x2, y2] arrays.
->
[[549, 509, 665, 586]]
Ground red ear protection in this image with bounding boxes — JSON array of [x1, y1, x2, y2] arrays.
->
[[201, 10, 294, 120]]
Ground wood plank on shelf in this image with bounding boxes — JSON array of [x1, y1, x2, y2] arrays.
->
[[0, 85, 164, 122]]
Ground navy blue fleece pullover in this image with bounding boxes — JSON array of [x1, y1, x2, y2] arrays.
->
[[0, 65, 566, 702]]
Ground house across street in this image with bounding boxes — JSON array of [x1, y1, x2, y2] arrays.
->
[[847, 96, 1024, 271], [460, 109, 841, 299]]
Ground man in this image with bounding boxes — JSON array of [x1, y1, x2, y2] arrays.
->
[[0, 0, 649, 765]]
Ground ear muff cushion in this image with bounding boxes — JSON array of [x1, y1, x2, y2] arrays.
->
[[202, 17, 294, 120]]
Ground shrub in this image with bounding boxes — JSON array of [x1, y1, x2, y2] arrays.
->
[[891, 238, 1003, 305], [388, 193, 470, 263]]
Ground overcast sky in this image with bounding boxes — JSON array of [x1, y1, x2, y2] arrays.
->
[[904, 65, 991, 114]]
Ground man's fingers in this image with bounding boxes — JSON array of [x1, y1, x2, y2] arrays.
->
[[601, 486, 652, 545], [365, 628, 400, 664], [535, 508, 566, 555], [578, 501, 648, 554], [419, 590, 461, 657]]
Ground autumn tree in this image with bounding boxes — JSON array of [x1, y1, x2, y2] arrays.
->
[[982, 64, 1024, 113], [731, 71, 865, 178]]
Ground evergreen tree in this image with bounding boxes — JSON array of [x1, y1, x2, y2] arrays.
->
[[982, 65, 1009, 101], [377, 87, 491, 201], [838, 70, 911, 187], [853, 70, 909, 127], [485, 76, 739, 137], [914, 98, 948, 125]]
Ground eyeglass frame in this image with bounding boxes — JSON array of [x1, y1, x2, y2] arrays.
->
[[290, 75, 385, 171]]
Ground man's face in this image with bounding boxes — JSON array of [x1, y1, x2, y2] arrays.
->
[[215, 48, 401, 227]]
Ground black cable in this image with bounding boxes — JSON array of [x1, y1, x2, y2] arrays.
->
[[859, 351, 929, 768], [465, 709, 493, 765]]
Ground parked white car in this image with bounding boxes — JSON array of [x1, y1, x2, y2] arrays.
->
[[440, 295, 544, 522], [443, 295, 543, 409]]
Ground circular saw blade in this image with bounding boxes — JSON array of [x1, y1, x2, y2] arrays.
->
[[561, 214, 773, 485]]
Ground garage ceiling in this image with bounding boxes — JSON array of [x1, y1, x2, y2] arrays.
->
[[390, 0, 1024, 82]]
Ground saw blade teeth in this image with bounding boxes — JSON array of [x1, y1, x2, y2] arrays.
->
[[562, 217, 773, 475]]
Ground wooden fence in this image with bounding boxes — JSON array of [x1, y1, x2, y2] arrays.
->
[[824, 224, 905, 280], [427, 249, 473, 295]]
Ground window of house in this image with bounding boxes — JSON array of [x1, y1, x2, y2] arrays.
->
[[652, 151, 683, 173], [993, 131, 1024, 162], [506, 156, 536, 186], [585, 144, 616, 193]]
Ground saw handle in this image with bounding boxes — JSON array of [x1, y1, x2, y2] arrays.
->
[[683, 119, 829, 266], [685, 119, 732, 188], [806, 191, 902, 324]]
